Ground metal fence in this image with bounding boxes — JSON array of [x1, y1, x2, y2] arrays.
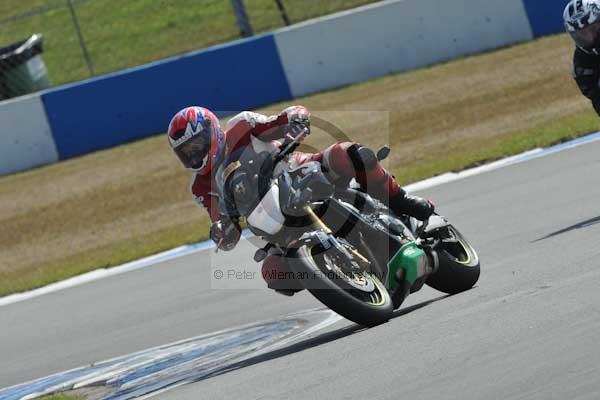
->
[[0, 0, 376, 99]]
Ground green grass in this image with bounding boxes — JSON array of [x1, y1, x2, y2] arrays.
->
[[0, 0, 377, 86]]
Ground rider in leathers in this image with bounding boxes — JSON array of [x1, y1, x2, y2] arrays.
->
[[167, 106, 434, 295], [564, 0, 600, 115]]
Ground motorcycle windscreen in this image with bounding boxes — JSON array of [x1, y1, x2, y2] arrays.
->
[[247, 184, 286, 235]]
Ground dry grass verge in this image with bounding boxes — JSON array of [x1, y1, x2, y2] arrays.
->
[[39, 393, 84, 400], [1, 33, 598, 296]]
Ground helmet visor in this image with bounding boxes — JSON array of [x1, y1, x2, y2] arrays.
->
[[174, 133, 209, 170], [571, 21, 600, 51]]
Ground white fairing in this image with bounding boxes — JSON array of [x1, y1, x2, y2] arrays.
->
[[247, 183, 286, 235]]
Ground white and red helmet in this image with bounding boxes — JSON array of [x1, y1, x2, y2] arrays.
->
[[564, 0, 600, 54], [167, 106, 225, 174]]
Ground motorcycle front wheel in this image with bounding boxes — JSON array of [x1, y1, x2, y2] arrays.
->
[[289, 243, 393, 327]]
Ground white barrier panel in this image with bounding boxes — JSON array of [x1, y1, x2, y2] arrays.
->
[[0, 94, 58, 175], [274, 0, 534, 97]]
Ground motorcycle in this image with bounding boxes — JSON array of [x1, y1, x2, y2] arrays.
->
[[216, 129, 480, 327]]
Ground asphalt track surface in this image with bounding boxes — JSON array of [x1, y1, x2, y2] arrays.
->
[[1, 140, 600, 399]]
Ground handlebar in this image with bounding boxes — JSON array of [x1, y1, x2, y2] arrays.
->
[[273, 127, 310, 165]]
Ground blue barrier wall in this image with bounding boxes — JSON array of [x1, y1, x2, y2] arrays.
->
[[522, 0, 567, 37], [42, 34, 291, 159]]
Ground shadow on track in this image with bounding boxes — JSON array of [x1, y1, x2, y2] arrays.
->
[[196, 294, 449, 384], [533, 215, 600, 243]]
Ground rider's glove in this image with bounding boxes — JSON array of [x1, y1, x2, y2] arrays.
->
[[282, 106, 311, 140], [288, 119, 310, 137], [210, 217, 241, 251]]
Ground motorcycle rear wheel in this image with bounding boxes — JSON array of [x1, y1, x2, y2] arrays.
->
[[426, 225, 480, 294]]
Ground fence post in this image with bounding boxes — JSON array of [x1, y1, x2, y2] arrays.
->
[[274, 0, 290, 26], [66, 0, 94, 76], [230, 0, 254, 37]]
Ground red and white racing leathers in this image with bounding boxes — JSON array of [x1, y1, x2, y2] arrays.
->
[[191, 106, 409, 293], [191, 106, 403, 222]]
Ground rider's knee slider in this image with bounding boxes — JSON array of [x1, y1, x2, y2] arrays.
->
[[348, 144, 377, 172]]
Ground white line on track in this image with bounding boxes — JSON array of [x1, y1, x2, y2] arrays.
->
[[2, 131, 600, 308]]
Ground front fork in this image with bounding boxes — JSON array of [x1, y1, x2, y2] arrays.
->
[[304, 205, 370, 267]]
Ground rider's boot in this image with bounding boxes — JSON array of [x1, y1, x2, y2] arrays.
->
[[389, 191, 435, 221]]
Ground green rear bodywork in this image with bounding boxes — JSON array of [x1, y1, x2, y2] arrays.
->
[[386, 242, 427, 291]]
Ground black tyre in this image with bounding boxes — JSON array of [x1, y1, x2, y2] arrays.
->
[[289, 244, 393, 327], [426, 225, 480, 294]]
